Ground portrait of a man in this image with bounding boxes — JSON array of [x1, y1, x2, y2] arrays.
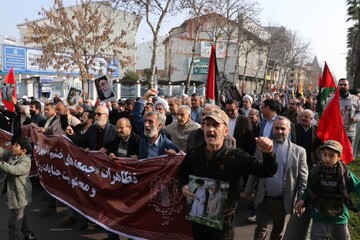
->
[[66, 87, 82, 108], [1, 83, 15, 101], [95, 75, 115, 102]]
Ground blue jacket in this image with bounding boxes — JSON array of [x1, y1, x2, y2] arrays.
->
[[139, 131, 179, 159], [132, 99, 179, 159]]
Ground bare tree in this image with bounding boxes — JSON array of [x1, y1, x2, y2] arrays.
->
[[181, 0, 213, 93], [25, 0, 139, 97], [277, 30, 311, 91], [111, 0, 179, 87], [260, 26, 288, 93]]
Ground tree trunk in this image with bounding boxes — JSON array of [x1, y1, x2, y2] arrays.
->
[[149, 35, 159, 88], [185, 27, 200, 94]]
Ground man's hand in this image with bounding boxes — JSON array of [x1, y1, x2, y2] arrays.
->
[[165, 148, 177, 156], [142, 88, 158, 101], [108, 152, 116, 161], [99, 147, 107, 154], [37, 127, 45, 133], [294, 200, 305, 216], [131, 155, 139, 160], [10, 96, 16, 105], [65, 126, 74, 136], [255, 137, 273, 153], [181, 185, 195, 198]]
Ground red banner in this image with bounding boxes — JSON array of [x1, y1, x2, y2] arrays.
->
[[0, 127, 192, 239]]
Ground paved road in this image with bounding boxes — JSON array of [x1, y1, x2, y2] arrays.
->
[[0, 181, 256, 240]]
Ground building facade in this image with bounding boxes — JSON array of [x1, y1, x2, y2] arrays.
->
[[9, 2, 141, 100]]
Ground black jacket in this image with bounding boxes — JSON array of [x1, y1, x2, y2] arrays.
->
[[178, 144, 278, 212], [105, 131, 140, 157], [70, 123, 117, 150]]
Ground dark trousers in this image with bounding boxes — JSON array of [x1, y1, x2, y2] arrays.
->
[[283, 208, 311, 240], [254, 196, 289, 240], [9, 207, 32, 240]]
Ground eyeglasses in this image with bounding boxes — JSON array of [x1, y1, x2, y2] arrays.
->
[[95, 112, 106, 116]]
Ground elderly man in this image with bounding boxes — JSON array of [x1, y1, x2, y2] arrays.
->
[[326, 78, 360, 144], [179, 109, 278, 240], [98, 77, 114, 99], [132, 89, 179, 159], [67, 105, 117, 152], [241, 95, 253, 117], [162, 105, 200, 151], [295, 109, 321, 168], [245, 116, 308, 240], [190, 93, 203, 124]]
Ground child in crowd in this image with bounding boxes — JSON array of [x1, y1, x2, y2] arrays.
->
[[295, 140, 360, 240], [0, 136, 35, 240]]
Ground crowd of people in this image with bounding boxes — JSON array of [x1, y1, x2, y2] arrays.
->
[[0, 78, 360, 240]]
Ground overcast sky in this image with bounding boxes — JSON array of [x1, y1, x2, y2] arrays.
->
[[0, 0, 349, 79]]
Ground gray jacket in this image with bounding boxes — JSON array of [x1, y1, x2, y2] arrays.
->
[[245, 142, 308, 214], [0, 148, 32, 209], [163, 120, 201, 151]]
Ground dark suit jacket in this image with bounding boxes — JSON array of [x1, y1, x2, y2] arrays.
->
[[295, 123, 322, 168], [70, 122, 117, 150], [233, 115, 255, 154], [105, 131, 140, 157]]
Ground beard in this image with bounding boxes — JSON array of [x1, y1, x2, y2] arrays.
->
[[339, 88, 348, 97], [95, 119, 107, 128], [80, 120, 87, 127], [274, 134, 287, 143], [144, 126, 158, 138], [29, 110, 36, 116]]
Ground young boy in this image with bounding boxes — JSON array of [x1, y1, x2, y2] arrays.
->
[[295, 140, 360, 240], [0, 136, 35, 240]]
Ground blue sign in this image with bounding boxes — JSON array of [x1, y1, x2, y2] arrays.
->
[[39, 76, 54, 84], [2, 44, 120, 77], [3, 46, 26, 71]]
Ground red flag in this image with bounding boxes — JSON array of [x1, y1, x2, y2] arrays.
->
[[316, 62, 336, 118], [206, 45, 219, 104], [1, 68, 17, 112], [317, 88, 353, 164]]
